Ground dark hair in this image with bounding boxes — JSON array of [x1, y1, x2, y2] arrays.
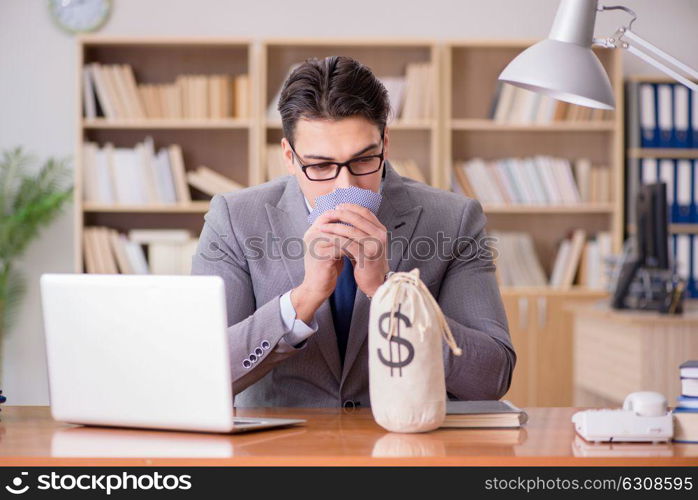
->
[[278, 56, 390, 146]]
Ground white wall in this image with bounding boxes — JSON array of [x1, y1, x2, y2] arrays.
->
[[1, 0, 696, 404]]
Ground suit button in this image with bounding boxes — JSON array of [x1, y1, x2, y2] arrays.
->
[[343, 400, 359, 409], [254, 347, 263, 356], [242, 359, 252, 369], [261, 340, 271, 350], [249, 353, 257, 363]]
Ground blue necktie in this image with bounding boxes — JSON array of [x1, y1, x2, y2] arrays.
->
[[329, 255, 357, 365]]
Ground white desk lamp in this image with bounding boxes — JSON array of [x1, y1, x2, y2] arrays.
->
[[498, 0, 698, 109]]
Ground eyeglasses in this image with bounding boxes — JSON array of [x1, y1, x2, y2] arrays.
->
[[289, 137, 385, 182]]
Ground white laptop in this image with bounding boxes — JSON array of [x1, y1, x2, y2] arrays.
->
[[40, 273, 305, 434]]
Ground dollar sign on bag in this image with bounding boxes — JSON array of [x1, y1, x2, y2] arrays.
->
[[377, 304, 414, 377]]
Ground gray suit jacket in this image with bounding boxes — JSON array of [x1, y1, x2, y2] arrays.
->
[[191, 162, 515, 407]]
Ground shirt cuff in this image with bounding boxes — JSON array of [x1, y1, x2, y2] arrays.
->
[[277, 289, 318, 351]]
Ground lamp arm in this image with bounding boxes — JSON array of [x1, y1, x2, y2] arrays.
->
[[592, 4, 698, 92]]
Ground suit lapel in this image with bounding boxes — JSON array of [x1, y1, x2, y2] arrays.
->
[[266, 176, 342, 382], [340, 163, 423, 386]]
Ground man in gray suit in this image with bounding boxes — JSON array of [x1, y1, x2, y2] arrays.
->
[[192, 56, 515, 408]]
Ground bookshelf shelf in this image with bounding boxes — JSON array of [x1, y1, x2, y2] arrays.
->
[[628, 148, 698, 159], [83, 118, 252, 129], [83, 202, 210, 213], [483, 204, 615, 214], [450, 119, 615, 132]]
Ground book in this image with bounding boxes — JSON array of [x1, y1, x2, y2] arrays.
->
[[167, 144, 191, 203], [550, 239, 571, 287], [672, 407, 698, 443], [379, 76, 407, 122], [442, 400, 528, 428], [681, 378, 698, 397], [680, 360, 698, 379], [187, 166, 245, 196], [108, 228, 135, 274], [677, 395, 698, 409], [560, 229, 587, 289]]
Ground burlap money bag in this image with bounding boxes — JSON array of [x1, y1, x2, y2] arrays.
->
[[368, 268, 462, 433]]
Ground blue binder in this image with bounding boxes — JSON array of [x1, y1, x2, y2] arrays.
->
[[673, 84, 691, 148], [688, 92, 698, 148], [693, 160, 698, 223], [675, 159, 692, 223], [639, 83, 658, 148], [656, 84, 674, 148]]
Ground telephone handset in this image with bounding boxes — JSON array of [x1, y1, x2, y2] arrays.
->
[[622, 391, 668, 417], [572, 391, 673, 443]]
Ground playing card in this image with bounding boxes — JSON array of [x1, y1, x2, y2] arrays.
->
[[307, 186, 382, 226]]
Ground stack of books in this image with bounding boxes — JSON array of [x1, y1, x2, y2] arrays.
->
[[451, 156, 611, 206], [83, 63, 250, 120], [490, 82, 612, 124], [673, 360, 698, 443], [83, 227, 198, 275], [82, 137, 245, 205]]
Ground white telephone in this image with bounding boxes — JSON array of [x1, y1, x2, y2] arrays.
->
[[572, 391, 674, 443]]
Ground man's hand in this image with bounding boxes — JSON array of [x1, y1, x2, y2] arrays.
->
[[316, 203, 390, 298], [291, 210, 347, 323]]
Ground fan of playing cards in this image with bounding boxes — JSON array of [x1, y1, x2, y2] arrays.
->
[[307, 186, 382, 225]]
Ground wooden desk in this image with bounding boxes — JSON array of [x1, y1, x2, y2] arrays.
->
[[569, 301, 698, 407], [1, 407, 696, 466]]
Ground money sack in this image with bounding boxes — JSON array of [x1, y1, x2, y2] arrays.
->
[[368, 268, 462, 433]]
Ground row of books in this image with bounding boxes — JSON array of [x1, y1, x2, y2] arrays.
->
[[82, 138, 245, 205], [628, 81, 697, 149], [381, 63, 436, 121], [632, 158, 698, 223], [82, 63, 250, 120], [492, 230, 612, 289], [265, 144, 428, 184], [489, 83, 612, 124], [673, 360, 698, 443], [671, 234, 698, 298], [550, 230, 612, 290], [83, 227, 198, 275], [265, 62, 436, 122], [451, 156, 612, 206]]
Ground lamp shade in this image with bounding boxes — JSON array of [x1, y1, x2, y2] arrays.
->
[[498, 0, 615, 109]]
